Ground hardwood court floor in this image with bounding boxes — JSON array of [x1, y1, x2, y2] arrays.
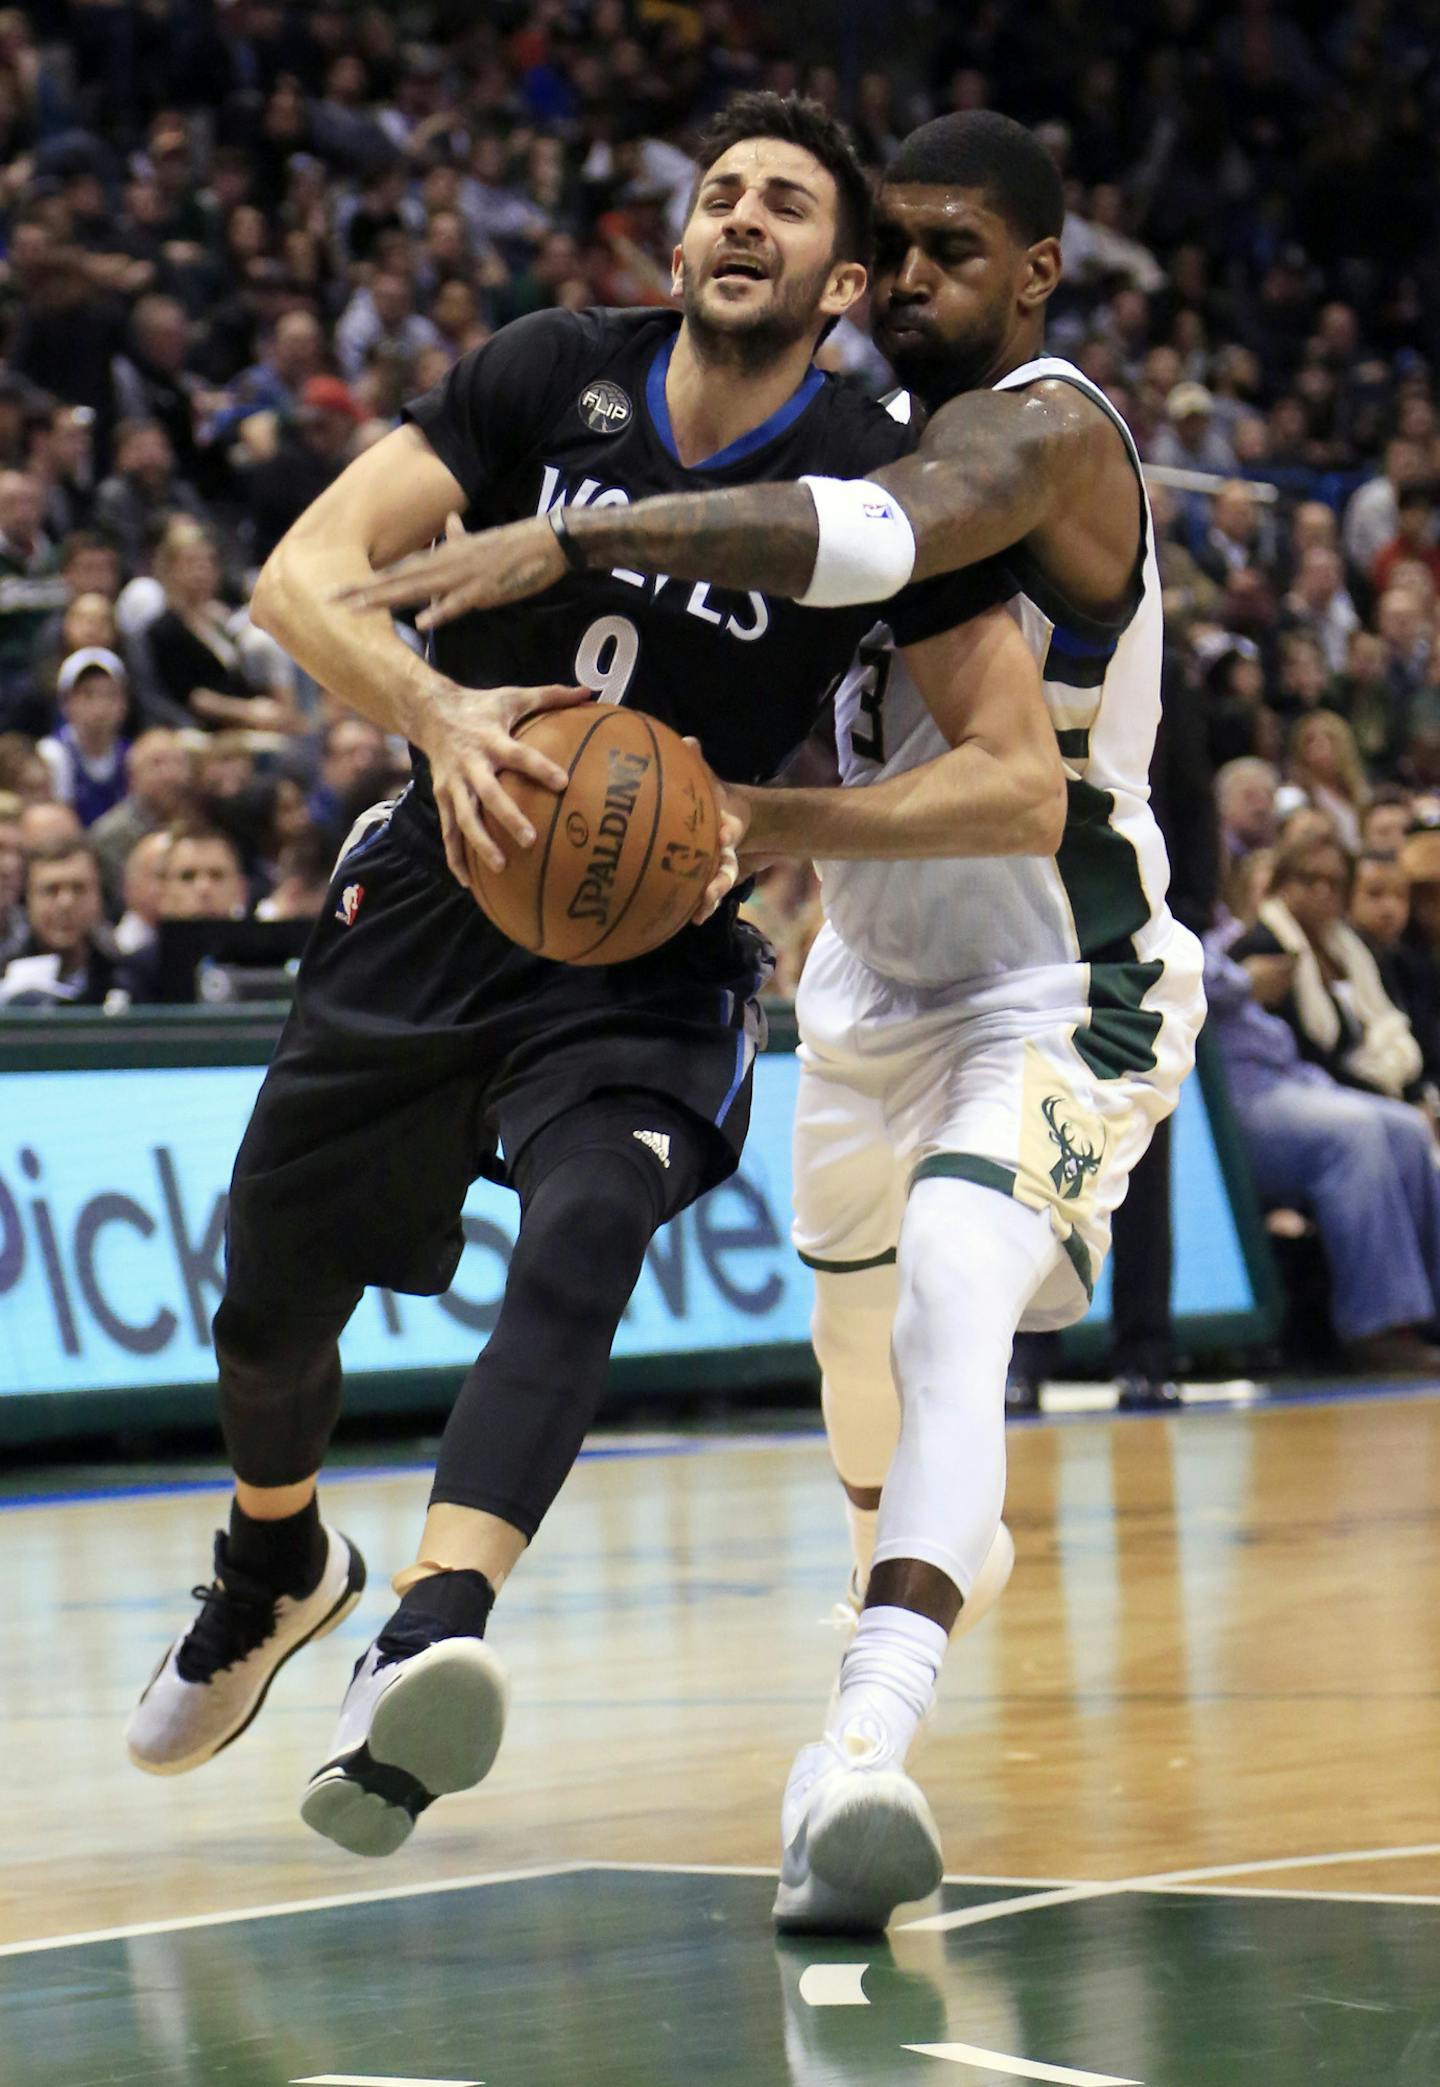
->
[[3, 1390, 1439, 2085]]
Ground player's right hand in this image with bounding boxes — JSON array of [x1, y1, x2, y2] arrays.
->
[[422, 680, 591, 891]]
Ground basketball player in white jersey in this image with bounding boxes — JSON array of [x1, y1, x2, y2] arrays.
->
[[346, 109, 1208, 1934]]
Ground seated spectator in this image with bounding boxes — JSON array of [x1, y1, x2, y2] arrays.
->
[[36, 649, 131, 827], [1272, 631, 1333, 723], [110, 295, 209, 490], [113, 828, 171, 956], [92, 421, 209, 575], [307, 714, 390, 839], [116, 819, 251, 1001], [1360, 787, 1415, 856], [1282, 545, 1360, 676], [1286, 709, 1368, 852], [1147, 383, 1237, 476], [16, 797, 82, 855], [0, 467, 68, 733], [244, 376, 364, 563], [37, 587, 123, 707], [209, 310, 329, 446], [334, 269, 442, 383], [0, 730, 52, 804], [89, 726, 193, 901], [194, 732, 256, 801], [255, 828, 334, 921], [1204, 920, 1440, 1370], [1195, 480, 1272, 584], [1343, 436, 1428, 577], [148, 519, 303, 734], [1350, 850, 1412, 962], [1371, 486, 1440, 599], [0, 834, 117, 1005], [1202, 639, 1278, 768], [27, 400, 98, 541], [0, 788, 25, 965], [157, 821, 250, 922], [1216, 755, 1279, 866], [1394, 827, 1440, 1088], [1232, 830, 1423, 1100], [1333, 628, 1408, 774]]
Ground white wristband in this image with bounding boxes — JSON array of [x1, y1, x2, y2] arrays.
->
[[796, 475, 918, 608]]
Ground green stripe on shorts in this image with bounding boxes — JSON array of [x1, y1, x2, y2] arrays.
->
[[796, 1246, 898, 1273], [909, 1152, 1094, 1301]]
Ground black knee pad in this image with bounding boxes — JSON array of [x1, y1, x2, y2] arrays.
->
[[429, 1092, 716, 1532], [508, 1087, 714, 1228]]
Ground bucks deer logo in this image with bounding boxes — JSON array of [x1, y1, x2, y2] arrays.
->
[[1041, 1095, 1104, 1200]]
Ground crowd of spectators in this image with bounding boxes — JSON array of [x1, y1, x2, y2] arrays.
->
[[6, 1, 1440, 1351]]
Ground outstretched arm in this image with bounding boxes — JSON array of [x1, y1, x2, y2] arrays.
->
[[690, 605, 1065, 923], [338, 383, 1112, 625]]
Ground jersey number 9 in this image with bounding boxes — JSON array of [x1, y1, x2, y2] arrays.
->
[[575, 614, 640, 705]]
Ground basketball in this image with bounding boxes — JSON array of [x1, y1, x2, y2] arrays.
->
[[465, 704, 723, 965]]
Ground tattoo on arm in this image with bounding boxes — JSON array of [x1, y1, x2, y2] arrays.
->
[[870, 386, 1090, 582], [558, 382, 1107, 599], [567, 483, 819, 596]]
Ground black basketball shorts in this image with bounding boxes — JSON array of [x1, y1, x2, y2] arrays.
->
[[222, 793, 769, 1304]]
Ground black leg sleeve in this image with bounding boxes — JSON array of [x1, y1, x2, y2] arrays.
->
[[429, 1092, 710, 1536], [215, 1278, 363, 1487]]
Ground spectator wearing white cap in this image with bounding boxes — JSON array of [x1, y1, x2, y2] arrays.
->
[[36, 647, 131, 827], [1146, 382, 1239, 476]]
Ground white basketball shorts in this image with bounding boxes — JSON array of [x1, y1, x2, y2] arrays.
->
[[790, 918, 1207, 1331]]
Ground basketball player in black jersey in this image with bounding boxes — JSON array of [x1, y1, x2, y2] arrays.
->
[[125, 94, 1052, 1861]]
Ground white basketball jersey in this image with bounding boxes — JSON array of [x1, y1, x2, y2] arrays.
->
[[819, 357, 1175, 995]]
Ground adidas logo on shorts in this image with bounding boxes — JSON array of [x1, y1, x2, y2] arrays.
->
[[633, 1129, 671, 1169]]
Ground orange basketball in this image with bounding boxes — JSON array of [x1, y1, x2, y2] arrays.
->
[[465, 705, 722, 965]]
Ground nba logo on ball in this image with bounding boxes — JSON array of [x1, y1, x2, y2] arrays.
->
[[578, 380, 632, 433]]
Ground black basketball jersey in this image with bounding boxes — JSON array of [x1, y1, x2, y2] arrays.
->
[[400, 306, 984, 845]]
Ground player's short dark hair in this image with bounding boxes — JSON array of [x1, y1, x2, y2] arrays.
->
[[884, 112, 1065, 247], [689, 92, 874, 268]]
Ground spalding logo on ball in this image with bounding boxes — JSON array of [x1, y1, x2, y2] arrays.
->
[[464, 705, 722, 966]]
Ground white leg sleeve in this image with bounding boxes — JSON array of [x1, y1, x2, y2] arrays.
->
[[872, 1177, 1063, 1598], [813, 1261, 901, 1490]]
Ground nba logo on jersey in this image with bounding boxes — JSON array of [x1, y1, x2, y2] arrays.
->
[[335, 882, 365, 927]]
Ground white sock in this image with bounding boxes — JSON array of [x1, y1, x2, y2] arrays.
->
[[825, 1604, 948, 1766]]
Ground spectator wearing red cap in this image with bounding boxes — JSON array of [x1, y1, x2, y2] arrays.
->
[[244, 376, 366, 563]]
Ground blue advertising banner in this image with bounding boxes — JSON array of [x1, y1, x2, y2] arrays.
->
[[0, 1043, 1266, 1413], [0, 1055, 811, 1399]]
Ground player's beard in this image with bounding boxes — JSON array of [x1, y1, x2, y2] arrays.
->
[[681, 253, 834, 374], [877, 299, 1012, 409]]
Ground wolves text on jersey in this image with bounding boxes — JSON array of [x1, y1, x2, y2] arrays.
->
[[536, 464, 769, 642]]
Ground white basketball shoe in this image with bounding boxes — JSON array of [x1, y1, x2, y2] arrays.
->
[[300, 1634, 509, 1857], [773, 1717, 944, 1934], [126, 1524, 366, 1775]]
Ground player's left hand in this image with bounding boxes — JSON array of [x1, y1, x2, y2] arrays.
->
[[682, 738, 752, 926], [334, 514, 566, 626]]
